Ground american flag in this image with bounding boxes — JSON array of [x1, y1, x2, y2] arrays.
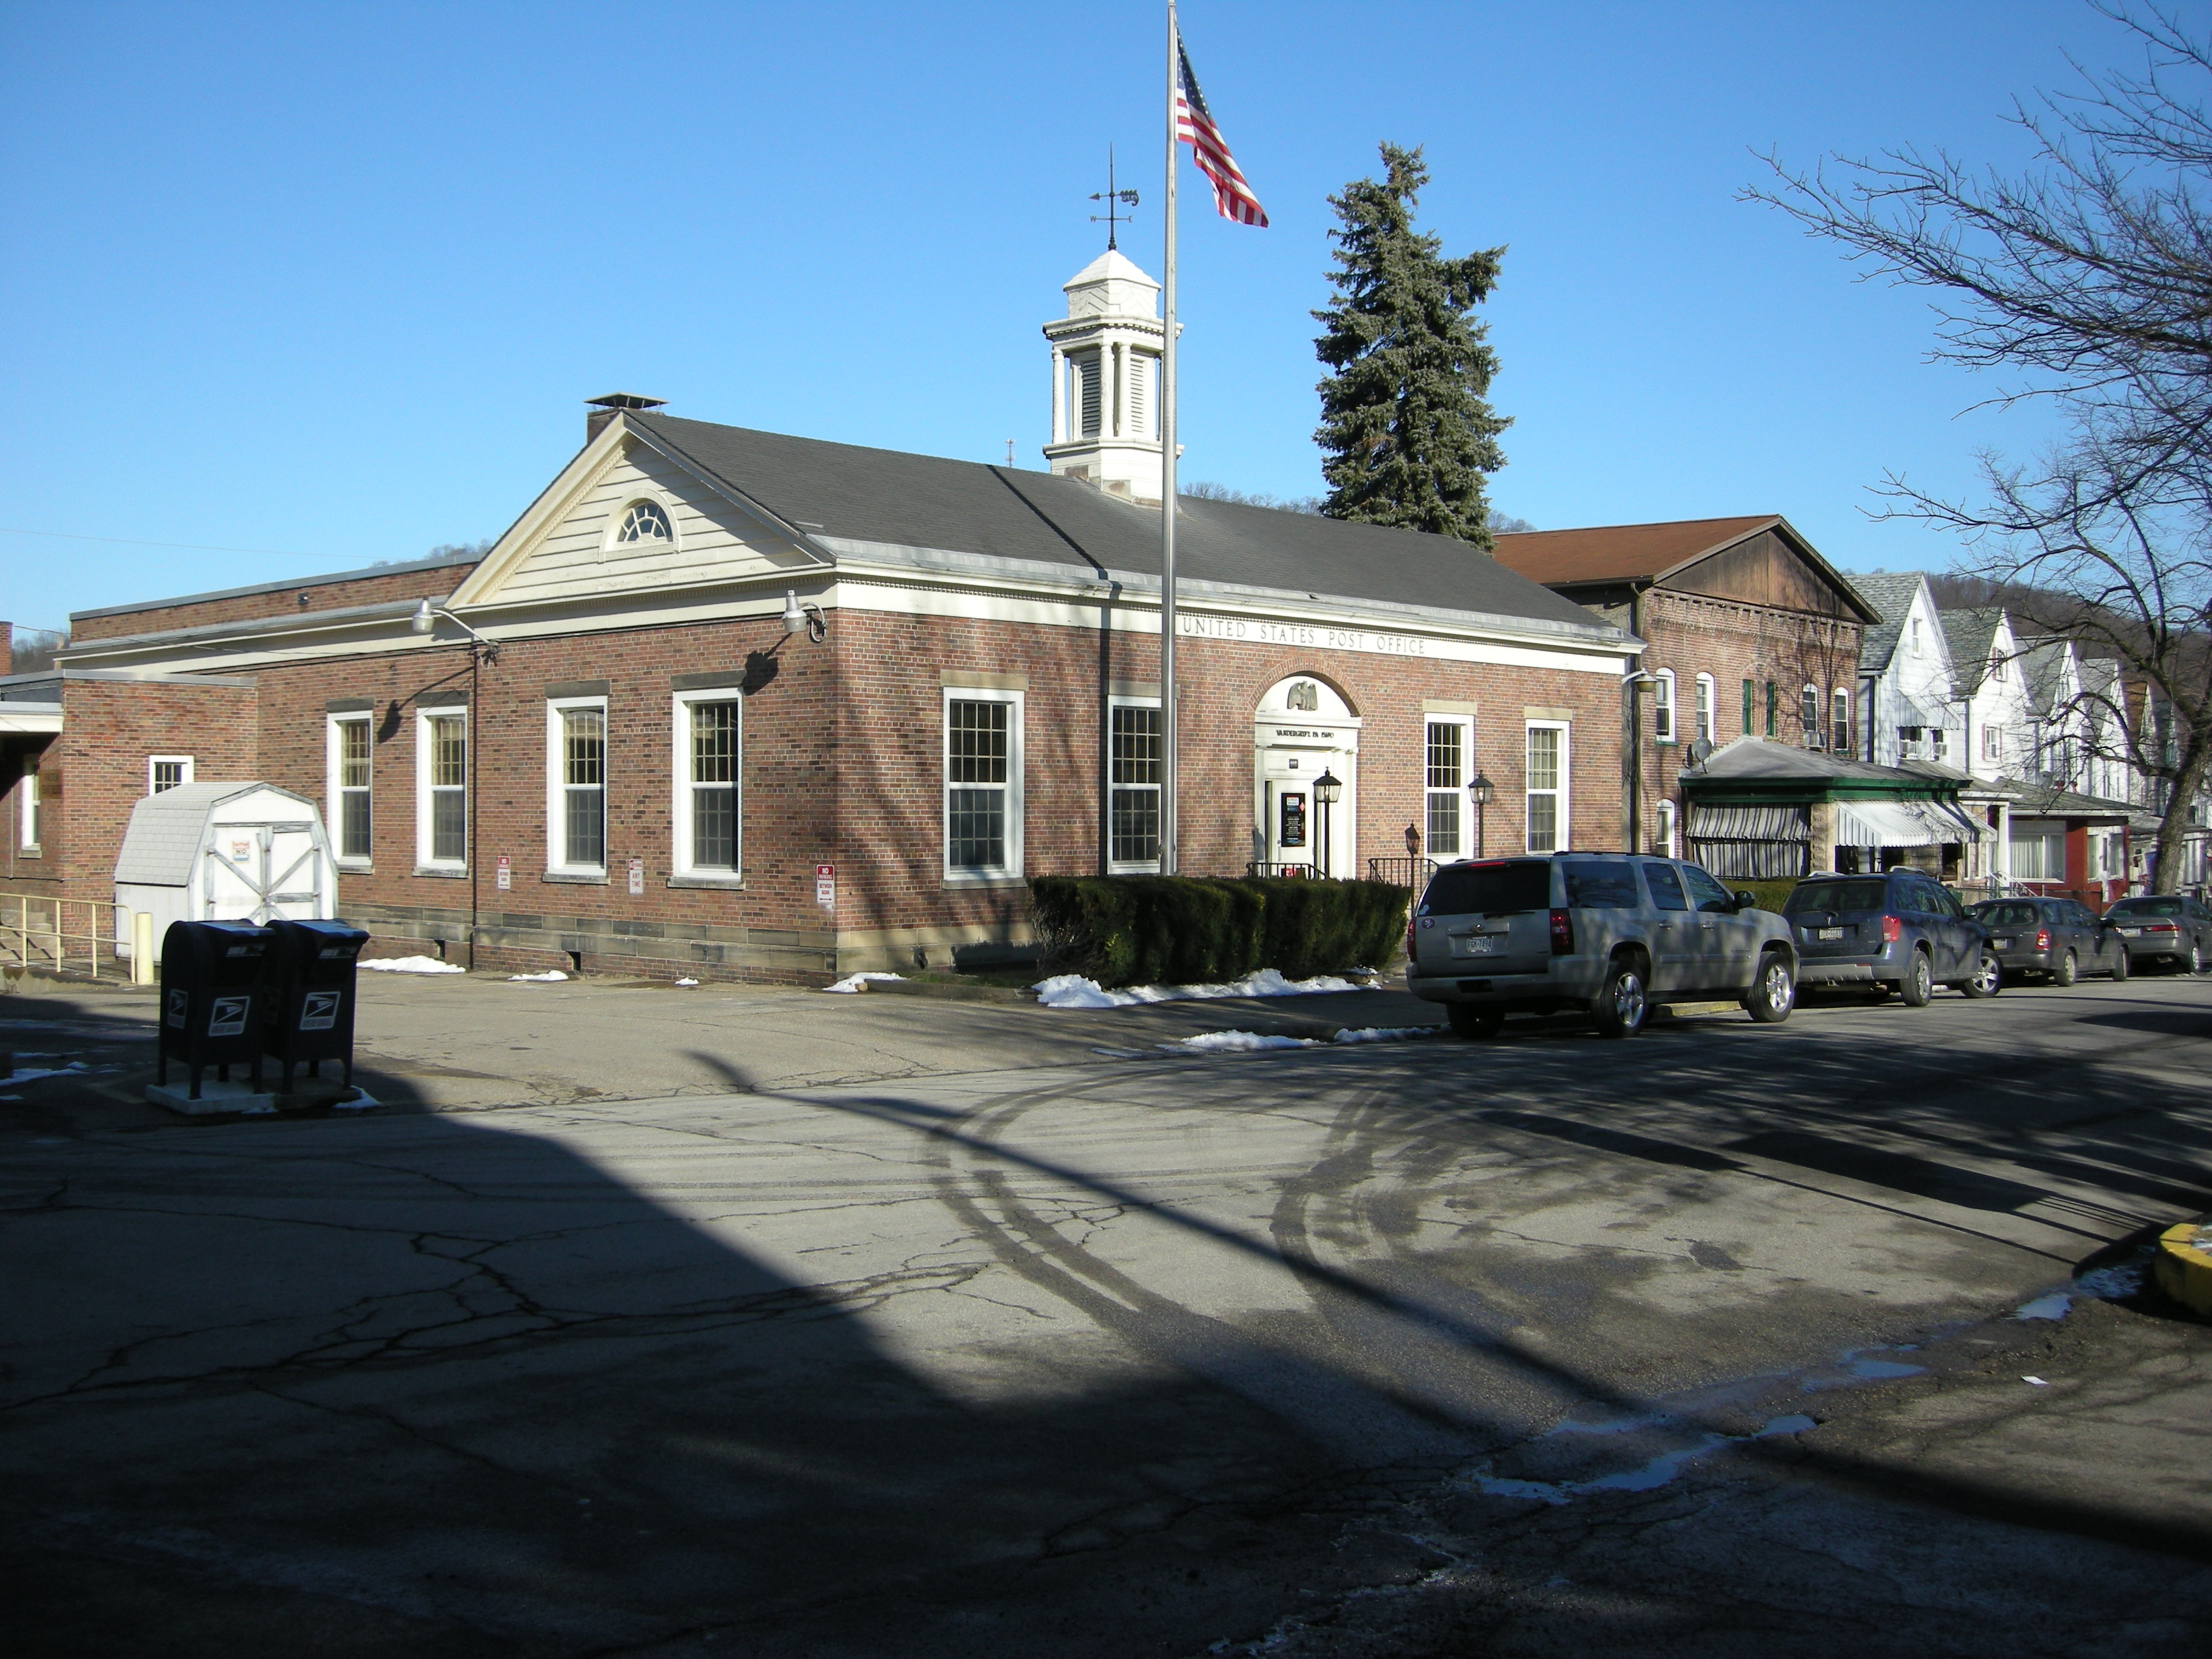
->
[[1175, 32, 1267, 227]]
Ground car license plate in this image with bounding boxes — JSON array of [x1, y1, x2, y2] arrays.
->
[[1817, 927, 1844, 940], [1461, 935, 1504, 955], [2119, 927, 2140, 937], [1993, 936, 2014, 948]]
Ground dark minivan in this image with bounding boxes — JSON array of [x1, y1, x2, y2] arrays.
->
[[1786, 870, 2000, 1005], [1966, 896, 2128, 985]]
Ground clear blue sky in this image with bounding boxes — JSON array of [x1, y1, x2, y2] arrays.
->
[[0, 1, 2147, 635]]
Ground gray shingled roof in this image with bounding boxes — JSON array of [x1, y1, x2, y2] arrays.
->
[[635, 414, 1609, 635], [1939, 608, 2004, 694], [1691, 736, 1954, 787], [1849, 572, 1931, 674], [114, 782, 314, 886], [2021, 638, 2073, 714]]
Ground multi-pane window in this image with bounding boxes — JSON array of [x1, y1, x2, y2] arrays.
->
[[615, 500, 673, 545], [1108, 703, 1162, 866], [148, 756, 193, 794], [945, 693, 1020, 876], [1801, 687, 1822, 748], [1833, 689, 1852, 757], [332, 718, 372, 862], [683, 699, 740, 872], [1655, 799, 1678, 859], [1982, 725, 2002, 762], [1425, 719, 1468, 857], [1694, 674, 1714, 745], [1526, 723, 1567, 853], [428, 713, 468, 863], [1765, 680, 1777, 737], [1653, 670, 1675, 742], [560, 708, 606, 869], [1742, 678, 1755, 736]]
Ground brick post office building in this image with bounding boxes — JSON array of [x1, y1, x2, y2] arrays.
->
[[2, 254, 1638, 982]]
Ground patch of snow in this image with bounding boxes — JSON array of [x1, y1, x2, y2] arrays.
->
[[1332, 1025, 1437, 1044], [1163, 1030, 1319, 1053], [2022, 1375, 2050, 1386], [822, 971, 905, 994], [508, 970, 568, 983], [2015, 1293, 2073, 1321], [360, 955, 464, 975], [1, 1062, 89, 1086], [2076, 1262, 2144, 1301], [1032, 967, 1378, 1010], [1469, 1413, 1815, 1507], [674, 977, 699, 987]]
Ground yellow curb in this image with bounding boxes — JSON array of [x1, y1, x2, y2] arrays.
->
[[2153, 1219, 2212, 1317]]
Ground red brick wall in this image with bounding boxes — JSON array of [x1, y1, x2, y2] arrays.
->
[[0, 679, 259, 903], [1629, 589, 1864, 855], [69, 562, 481, 643], [7, 604, 1631, 979]]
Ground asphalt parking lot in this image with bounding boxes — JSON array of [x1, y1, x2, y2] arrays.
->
[[2, 967, 2210, 1656]]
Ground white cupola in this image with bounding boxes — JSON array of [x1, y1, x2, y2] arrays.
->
[[1041, 249, 1164, 504]]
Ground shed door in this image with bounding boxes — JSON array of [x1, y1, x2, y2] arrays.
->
[[201, 820, 325, 923]]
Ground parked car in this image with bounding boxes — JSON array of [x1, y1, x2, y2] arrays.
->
[[1405, 853, 1798, 1040], [1966, 897, 2129, 986], [1786, 870, 2000, 1006], [2101, 894, 2212, 974]]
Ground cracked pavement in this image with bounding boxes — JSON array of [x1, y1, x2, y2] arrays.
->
[[2, 968, 2211, 1655]]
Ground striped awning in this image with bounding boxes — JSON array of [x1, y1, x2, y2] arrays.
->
[[1686, 803, 1810, 843], [1834, 798, 1985, 848]]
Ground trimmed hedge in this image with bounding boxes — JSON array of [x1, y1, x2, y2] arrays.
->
[[1030, 874, 1411, 988]]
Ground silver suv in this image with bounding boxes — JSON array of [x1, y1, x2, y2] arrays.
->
[[1406, 853, 1798, 1040]]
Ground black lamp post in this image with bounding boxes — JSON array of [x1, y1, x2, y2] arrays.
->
[[1469, 771, 1495, 859], [1313, 769, 1341, 878]]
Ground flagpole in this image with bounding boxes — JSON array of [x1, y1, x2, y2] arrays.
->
[[1161, 0, 1180, 876]]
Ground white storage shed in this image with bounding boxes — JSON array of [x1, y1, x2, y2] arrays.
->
[[113, 782, 338, 956]]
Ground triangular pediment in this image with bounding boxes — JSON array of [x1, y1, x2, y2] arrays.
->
[[451, 421, 827, 611], [1658, 523, 1873, 620]]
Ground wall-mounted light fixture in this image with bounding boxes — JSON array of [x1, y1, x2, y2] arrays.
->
[[409, 598, 500, 662], [782, 591, 827, 644]]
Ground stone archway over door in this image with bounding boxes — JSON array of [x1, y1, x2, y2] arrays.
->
[[1254, 675, 1360, 876]]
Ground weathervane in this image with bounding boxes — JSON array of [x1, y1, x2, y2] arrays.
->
[[1089, 146, 1139, 250]]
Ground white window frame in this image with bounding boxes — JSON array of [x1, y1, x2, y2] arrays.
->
[[1652, 669, 1676, 743], [545, 695, 609, 877], [326, 715, 373, 868], [1423, 714, 1474, 859], [18, 754, 40, 851], [671, 686, 744, 881], [1655, 798, 1678, 860], [1694, 674, 1714, 745], [147, 755, 194, 794], [1982, 723, 2002, 763], [943, 686, 1024, 882], [1107, 694, 1163, 874], [1801, 685, 1822, 749], [1832, 688, 1851, 756], [1524, 720, 1570, 854], [415, 704, 469, 873]]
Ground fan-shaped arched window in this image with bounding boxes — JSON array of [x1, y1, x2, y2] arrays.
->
[[615, 500, 674, 545]]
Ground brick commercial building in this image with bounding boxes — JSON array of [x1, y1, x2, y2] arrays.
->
[[1491, 516, 1879, 865], [2, 253, 1638, 982]]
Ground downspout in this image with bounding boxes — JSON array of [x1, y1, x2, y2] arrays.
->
[[468, 644, 480, 970], [1626, 585, 1645, 855]]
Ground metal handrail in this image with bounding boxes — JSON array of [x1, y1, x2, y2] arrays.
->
[[1366, 856, 1439, 889], [0, 894, 126, 981]]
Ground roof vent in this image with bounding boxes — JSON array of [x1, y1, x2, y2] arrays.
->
[[585, 392, 667, 443]]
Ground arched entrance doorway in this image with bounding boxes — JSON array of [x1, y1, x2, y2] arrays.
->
[[1253, 675, 1360, 876]]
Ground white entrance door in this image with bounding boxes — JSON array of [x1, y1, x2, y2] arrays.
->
[[1253, 675, 1361, 877]]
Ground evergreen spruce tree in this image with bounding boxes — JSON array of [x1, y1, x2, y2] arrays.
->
[[1313, 143, 1508, 548]]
